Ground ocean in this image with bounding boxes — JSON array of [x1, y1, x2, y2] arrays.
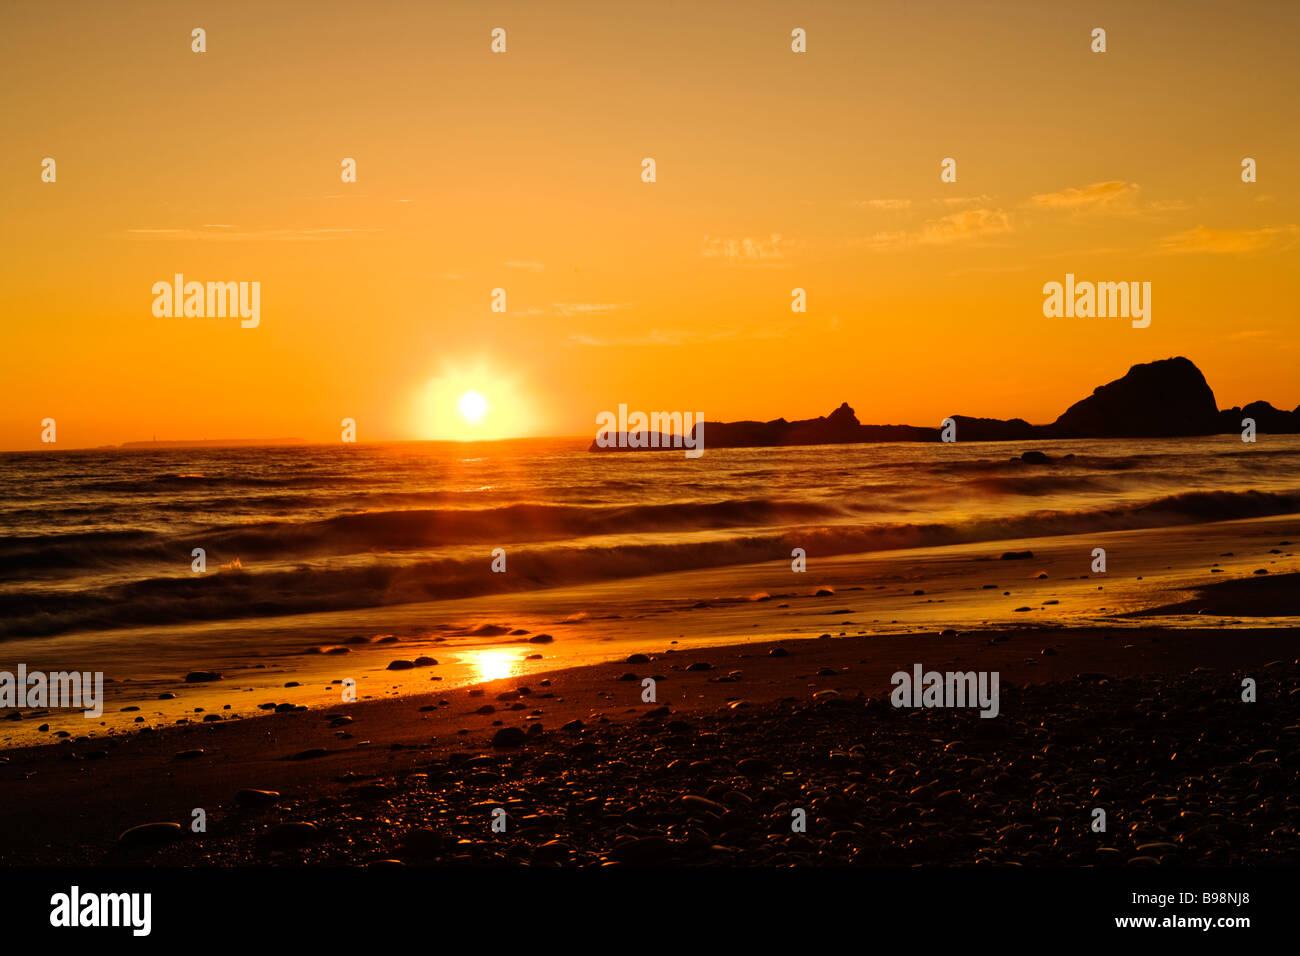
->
[[3, 434, 1299, 642]]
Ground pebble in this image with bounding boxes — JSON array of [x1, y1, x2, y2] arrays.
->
[[118, 822, 183, 847], [235, 789, 281, 808], [491, 726, 528, 747]]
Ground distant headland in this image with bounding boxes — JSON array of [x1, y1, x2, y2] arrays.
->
[[590, 357, 1300, 451]]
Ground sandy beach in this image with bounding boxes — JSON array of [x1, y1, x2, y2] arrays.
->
[[4, 512, 1295, 743], [1, 517, 1295, 866], [1, 625, 1294, 866]]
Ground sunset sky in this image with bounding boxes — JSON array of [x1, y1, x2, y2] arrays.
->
[[2, 0, 1297, 450]]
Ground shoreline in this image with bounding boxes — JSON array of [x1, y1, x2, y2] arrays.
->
[[3, 513, 1296, 748]]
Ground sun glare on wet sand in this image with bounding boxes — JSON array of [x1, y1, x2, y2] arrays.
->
[[466, 648, 520, 683]]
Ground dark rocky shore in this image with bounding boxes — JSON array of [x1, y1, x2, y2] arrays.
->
[[104, 659, 1299, 867]]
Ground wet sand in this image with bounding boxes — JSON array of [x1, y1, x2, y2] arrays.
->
[[4, 514, 1297, 748]]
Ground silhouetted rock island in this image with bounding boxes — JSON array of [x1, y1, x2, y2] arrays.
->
[[589, 357, 1299, 450]]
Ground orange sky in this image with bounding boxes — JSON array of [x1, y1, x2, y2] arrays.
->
[[2, 0, 1297, 450]]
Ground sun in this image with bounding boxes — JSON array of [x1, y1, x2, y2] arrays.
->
[[415, 359, 537, 441], [458, 390, 489, 425]]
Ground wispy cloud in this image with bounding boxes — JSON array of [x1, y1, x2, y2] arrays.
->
[[552, 302, 632, 317], [946, 263, 1031, 277], [1031, 180, 1140, 211], [854, 198, 911, 211], [569, 326, 787, 347], [1152, 224, 1300, 255], [855, 209, 1012, 249], [853, 196, 992, 211], [1039, 245, 1134, 259], [1029, 181, 1186, 217], [701, 234, 798, 266], [123, 226, 382, 241]]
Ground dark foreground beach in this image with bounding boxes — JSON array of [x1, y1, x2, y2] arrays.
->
[[1, 570, 1296, 867]]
